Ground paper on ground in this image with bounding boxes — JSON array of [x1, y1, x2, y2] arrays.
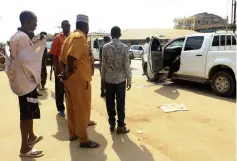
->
[[159, 104, 188, 113]]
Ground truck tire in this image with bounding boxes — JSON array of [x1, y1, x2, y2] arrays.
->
[[146, 64, 159, 82], [211, 71, 236, 97]]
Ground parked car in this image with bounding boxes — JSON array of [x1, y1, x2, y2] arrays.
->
[[129, 45, 144, 58], [143, 33, 236, 97]]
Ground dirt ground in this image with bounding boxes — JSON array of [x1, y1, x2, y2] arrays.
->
[[92, 60, 236, 161], [0, 59, 235, 161]]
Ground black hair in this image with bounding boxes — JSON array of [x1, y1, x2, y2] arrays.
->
[[40, 31, 47, 35], [54, 33, 59, 37], [61, 20, 69, 27], [111, 26, 121, 38], [19, 11, 36, 24]]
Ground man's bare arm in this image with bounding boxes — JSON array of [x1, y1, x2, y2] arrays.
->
[[67, 55, 76, 74]]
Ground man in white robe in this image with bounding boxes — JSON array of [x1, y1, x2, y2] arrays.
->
[[5, 11, 45, 158]]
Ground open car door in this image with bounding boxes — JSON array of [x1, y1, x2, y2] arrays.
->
[[146, 36, 163, 82]]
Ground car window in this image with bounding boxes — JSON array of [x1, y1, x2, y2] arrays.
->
[[212, 35, 236, 46], [166, 38, 185, 49], [184, 36, 204, 51], [139, 46, 143, 50]]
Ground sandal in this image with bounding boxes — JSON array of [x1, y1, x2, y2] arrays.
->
[[28, 136, 43, 145], [80, 140, 100, 148], [69, 136, 78, 141], [88, 120, 97, 126], [19, 149, 44, 158]]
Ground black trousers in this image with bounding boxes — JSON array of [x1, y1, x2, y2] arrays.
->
[[41, 62, 47, 87], [105, 81, 126, 127], [168, 57, 180, 78], [54, 73, 65, 112]]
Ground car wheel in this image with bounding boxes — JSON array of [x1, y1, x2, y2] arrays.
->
[[211, 71, 236, 97], [146, 63, 159, 82]]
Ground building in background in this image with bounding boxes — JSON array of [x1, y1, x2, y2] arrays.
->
[[120, 29, 198, 47], [174, 12, 232, 33]]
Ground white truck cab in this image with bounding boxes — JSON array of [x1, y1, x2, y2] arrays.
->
[[146, 33, 236, 97]]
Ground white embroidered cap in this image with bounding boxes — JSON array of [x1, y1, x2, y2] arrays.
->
[[76, 14, 89, 24]]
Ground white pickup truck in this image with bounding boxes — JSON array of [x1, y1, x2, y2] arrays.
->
[[144, 33, 236, 97]]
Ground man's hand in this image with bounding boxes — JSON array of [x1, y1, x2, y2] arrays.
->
[[58, 71, 72, 81], [127, 83, 131, 91]]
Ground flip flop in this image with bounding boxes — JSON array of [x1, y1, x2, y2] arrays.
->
[[28, 136, 43, 145], [19, 149, 44, 158]]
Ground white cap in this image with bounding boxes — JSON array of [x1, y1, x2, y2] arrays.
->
[[76, 14, 89, 24]]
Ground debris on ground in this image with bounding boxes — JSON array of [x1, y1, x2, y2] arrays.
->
[[136, 128, 145, 134], [159, 104, 188, 113]]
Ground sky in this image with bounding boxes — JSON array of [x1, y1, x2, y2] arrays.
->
[[0, 0, 232, 41]]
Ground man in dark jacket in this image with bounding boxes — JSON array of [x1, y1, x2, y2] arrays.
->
[[40, 32, 48, 90]]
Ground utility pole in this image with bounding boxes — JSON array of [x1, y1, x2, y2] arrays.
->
[[233, 0, 236, 33], [231, 0, 234, 25], [55, 26, 61, 33], [226, 16, 228, 33]]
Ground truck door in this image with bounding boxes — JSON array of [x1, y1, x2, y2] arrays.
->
[[147, 36, 163, 73], [179, 36, 206, 77]]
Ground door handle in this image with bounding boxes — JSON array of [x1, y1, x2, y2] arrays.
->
[[196, 55, 202, 56]]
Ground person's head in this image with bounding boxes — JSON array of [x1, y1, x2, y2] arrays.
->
[[28, 32, 35, 40], [111, 26, 121, 39], [19, 10, 37, 32], [103, 36, 111, 43], [76, 14, 89, 35], [61, 20, 70, 34], [146, 37, 150, 43], [40, 31, 47, 40]]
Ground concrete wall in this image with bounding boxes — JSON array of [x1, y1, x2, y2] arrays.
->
[[195, 13, 227, 30]]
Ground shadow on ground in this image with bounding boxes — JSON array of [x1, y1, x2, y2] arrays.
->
[[112, 134, 155, 161], [52, 114, 68, 141], [69, 126, 108, 161], [154, 79, 236, 103], [51, 91, 55, 99], [51, 114, 108, 160], [20, 158, 36, 161]]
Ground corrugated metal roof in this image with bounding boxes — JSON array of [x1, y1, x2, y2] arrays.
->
[[120, 29, 198, 40]]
